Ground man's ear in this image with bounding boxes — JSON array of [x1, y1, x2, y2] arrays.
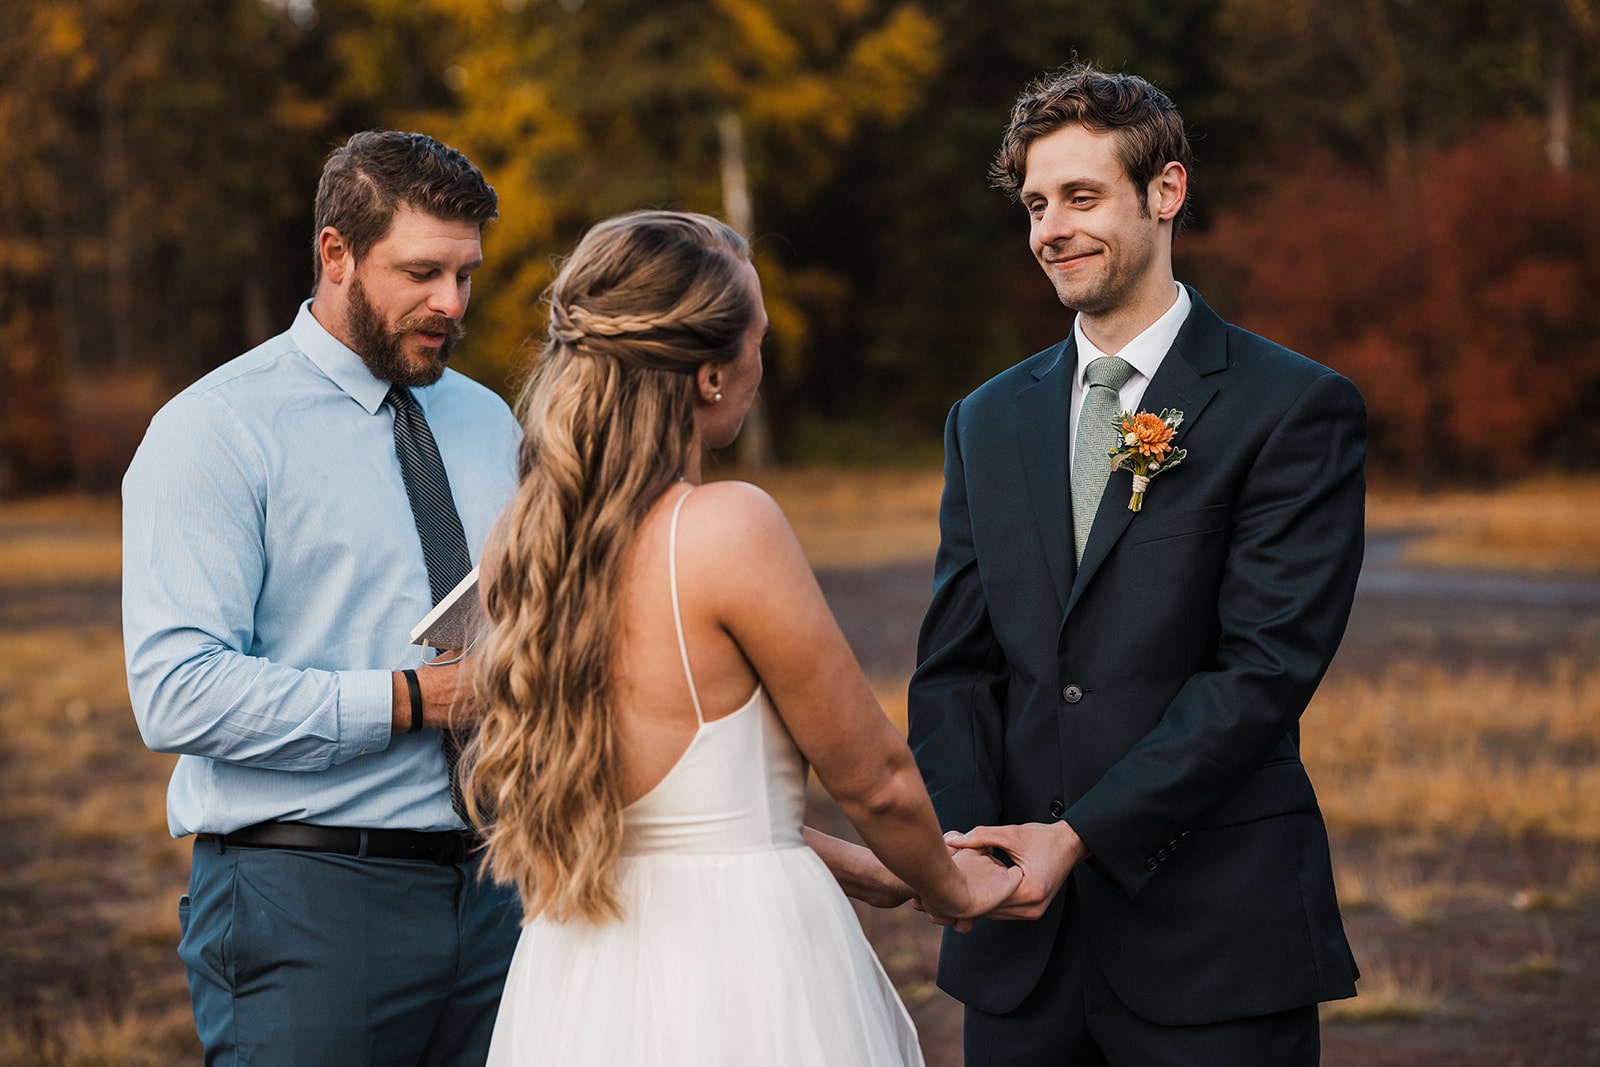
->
[[1152, 161, 1188, 223], [318, 226, 353, 286]]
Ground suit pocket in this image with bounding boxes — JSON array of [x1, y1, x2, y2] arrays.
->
[[1128, 503, 1227, 545], [1192, 758, 1319, 829]]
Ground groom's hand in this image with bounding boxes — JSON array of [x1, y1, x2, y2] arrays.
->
[[944, 820, 1088, 921], [914, 845, 1024, 931]]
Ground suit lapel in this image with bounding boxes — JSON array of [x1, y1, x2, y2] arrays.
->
[[1064, 288, 1226, 619], [1015, 339, 1075, 612]]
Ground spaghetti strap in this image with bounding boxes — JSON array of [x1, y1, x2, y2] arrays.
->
[[667, 487, 705, 725]]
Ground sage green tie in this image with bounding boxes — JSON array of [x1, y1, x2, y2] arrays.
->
[[1071, 355, 1136, 562]]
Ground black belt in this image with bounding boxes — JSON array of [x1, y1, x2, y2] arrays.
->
[[200, 821, 480, 865]]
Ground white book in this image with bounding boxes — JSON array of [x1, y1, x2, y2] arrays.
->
[[409, 566, 484, 649]]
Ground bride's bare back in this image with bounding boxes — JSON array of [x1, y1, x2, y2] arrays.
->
[[611, 482, 767, 805]]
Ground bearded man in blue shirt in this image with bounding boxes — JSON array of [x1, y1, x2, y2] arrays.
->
[[123, 131, 523, 1065]]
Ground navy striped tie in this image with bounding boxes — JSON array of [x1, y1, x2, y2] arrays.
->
[[386, 385, 473, 821]]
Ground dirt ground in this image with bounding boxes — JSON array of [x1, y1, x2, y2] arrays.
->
[[3, 529, 1598, 1064]]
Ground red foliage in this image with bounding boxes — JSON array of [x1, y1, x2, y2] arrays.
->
[[1182, 125, 1600, 481]]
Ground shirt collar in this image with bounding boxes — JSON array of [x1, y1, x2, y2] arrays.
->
[[289, 299, 398, 416], [1073, 282, 1192, 391]]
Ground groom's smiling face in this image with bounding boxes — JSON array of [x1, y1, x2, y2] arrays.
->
[[1020, 124, 1167, 318]]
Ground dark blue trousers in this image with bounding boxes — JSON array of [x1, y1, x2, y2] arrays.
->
[[962, 887, 1321, 1066], [179, 838, 522, 1066]]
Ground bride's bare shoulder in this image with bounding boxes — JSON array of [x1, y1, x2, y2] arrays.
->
[[684, 479, 783, 519], [678, 480, 802, 560]]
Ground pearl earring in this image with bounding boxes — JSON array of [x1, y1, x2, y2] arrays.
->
[[713, 392, 723, 402]]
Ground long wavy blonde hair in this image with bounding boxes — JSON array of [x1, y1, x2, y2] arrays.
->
[[465, 210, 755, 922]]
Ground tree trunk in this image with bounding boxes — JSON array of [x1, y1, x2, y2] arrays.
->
[[1363, 0, 1416, 250], [239, 216, 274, 348], [1546, 25, 1573, 171], [718, 109, 773, 470], [93, 0, 137, 370]]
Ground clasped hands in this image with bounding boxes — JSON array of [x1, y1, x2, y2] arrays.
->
[[920, 819, 1090, 929]]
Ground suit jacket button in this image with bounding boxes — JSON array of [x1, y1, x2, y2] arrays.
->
[[1048, 800, 1065, 819], [1062, 684, 1083, 703]]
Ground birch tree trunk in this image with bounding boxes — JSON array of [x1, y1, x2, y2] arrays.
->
[[1546, 27, 1573, 171], [719, 109, 773, 470]]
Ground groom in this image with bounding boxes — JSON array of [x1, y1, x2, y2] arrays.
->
[[908, 64, 1364, 1063]]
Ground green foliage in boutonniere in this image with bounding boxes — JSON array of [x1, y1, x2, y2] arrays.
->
[[1107, 409, 1187, 512]]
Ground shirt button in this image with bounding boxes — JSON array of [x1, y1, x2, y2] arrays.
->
[[1062, 684, 1083, 703], [1048, 800, 1065, 819]]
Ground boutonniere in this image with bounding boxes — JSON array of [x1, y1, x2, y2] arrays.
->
[[1107, 409, 1187, 512]]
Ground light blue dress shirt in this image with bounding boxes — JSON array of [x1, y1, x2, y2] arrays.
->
[[123, 301, 521, 836]]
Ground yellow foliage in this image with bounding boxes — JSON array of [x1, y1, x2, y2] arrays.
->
[[842, 4, 942, 119], [714, 0, 802, 69], [414, 0, 945, 392]]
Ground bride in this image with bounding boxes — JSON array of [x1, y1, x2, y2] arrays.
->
[[466, 209, 1018, 1065]]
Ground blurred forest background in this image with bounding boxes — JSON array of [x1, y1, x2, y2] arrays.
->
[[6, 5, 1600, 1062], [4, 0, 1600, 494]]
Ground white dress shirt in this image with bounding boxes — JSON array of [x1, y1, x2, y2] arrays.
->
[[1068, 283, 1192, 466]]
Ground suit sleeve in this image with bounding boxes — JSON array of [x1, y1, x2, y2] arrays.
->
[[908, 400, 1009, 833], [1066, 370, 1367, 896]]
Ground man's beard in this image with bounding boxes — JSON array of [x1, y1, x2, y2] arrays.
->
[[346, 276, 464, 387]]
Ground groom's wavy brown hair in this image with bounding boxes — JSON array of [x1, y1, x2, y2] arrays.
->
[[466, 210, 754, 922], [989, 62, 1193, 234]]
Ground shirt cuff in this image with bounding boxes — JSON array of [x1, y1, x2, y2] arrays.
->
[[338, 669, 396, 762]]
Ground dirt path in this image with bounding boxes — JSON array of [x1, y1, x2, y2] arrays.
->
[[818, 533, 1600, 683]]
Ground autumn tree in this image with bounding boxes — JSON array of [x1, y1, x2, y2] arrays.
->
[[0, 0, 338, 490], [1183, 126, 1600, 480], [1193, 0, 1600, 478], [398, 0, 941, 460], [6, 0, 1600, 490], [790, 0, 1232, 446]]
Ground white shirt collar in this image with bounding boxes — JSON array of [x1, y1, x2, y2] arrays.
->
[[1072, 282, 1191, 391]]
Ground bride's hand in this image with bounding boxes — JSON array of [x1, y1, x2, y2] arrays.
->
[[854, 871, 916, 910], [802, 827, 916, 908], [919, 848, 1023, 932]]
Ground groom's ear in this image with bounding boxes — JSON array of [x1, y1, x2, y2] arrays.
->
[[1151, 161, 1187, 224]]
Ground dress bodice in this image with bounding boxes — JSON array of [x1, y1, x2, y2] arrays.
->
[[620, 487, 808, 856], [621, 686, 808, 855], [486, 484, 925, 1066]]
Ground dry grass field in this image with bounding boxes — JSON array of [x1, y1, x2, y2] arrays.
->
[[0, 498, 196, 1065], [1367, 476, 1600, 575], [1, 473, 1597, 1064]]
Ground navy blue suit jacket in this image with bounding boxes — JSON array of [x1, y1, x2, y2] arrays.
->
[[908, 288, 1363, 1026]]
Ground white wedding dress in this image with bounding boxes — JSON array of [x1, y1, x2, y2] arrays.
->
[[486, 491, 924, 1065]]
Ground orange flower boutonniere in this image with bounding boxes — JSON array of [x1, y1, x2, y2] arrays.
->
[[1107, 408, 1187, 512]]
